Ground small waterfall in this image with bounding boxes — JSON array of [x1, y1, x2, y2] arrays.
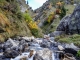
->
[[52, 52, 60, 60], [52, 53, 55, 60]]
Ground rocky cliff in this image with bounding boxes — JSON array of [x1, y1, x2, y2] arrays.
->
[[57, 4, 80, 34], [34, 0, 54, 27]]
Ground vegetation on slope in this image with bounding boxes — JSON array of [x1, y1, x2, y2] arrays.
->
[[55, 34, 80, 47], [0, 0, 43, 42], [24, 13, 44, 37], [41, 1, 67, 34]]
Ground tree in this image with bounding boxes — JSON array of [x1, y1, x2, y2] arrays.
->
[[27, 0, 29, 5], [60, 6, 66, 19]]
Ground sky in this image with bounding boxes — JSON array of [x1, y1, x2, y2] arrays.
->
[[26, 0, 47, 10]]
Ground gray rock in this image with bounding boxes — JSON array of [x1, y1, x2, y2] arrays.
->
[[0, 44, 4, 52], [64, 48, 77, 56], [50, 31, 65, 37], [57, 4, 80, 34], [3, 49, 19, 58], [36, 48, 52, 60], [40, 39, 51, 48], [23, 43, 30, 52], [59, 53, 76, 60], [65, 43, 78, 50], [33, 54, 43, 60]]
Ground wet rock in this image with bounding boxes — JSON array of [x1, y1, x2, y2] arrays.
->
[[0, 58, 3, 60], [30, 43, 40, 47], [52, 42, 58, 47], [3, 38, 18, 50], [59, 53, 76, 60], [19, 40, 26, 45], [64, 48, 77, 56], [36, 48, 52, 60], [65, 43, 78, 50], [34, 39, 42, 44], [58, 45, 64, 51], [0, 44, 3, 48], [20, 57, 28, 60], [33, 54, 43, 60], [63, 53, 76, 60], [21, 36, 34, 42], [40, 43, 48, 48], [40, 39, 51, 48], [3, 42, 12, 51], [12, 52, 29, 60], [40, 42, 50, 48], [28, 50, 34, 58], [23, 43, 30, 52], [0, 44, 4, 52], [3, 49, 19, 58], [59, 52, 64, 59], [44, 35, 49, 39], [18, 45, 24, 52]]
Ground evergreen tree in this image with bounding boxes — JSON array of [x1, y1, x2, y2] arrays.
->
[[60, 6, 66, 19], [27, 0, 29, 5]]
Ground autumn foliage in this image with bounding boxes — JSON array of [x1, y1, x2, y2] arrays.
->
[[56, 9, 61, 14], [28, 21, 38, 29], [24, 13, 40, 37], [47, 12, 55, 23]]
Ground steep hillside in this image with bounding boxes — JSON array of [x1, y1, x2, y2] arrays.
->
[[0, 0, 32, 42], [0, 0, 43, 42], [34, 0, 76, 34], [18, 0, 34, 17]]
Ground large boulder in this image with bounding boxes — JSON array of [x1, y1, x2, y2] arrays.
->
[[57, 4, 80, 34], [36, 48, 52, 60], [50, 31, 65, 37], [33, 54, 43, 60], [3, 48, 19, 58]]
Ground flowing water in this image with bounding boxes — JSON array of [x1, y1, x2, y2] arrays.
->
[[11, 37, 60, 60], [1, 36, 77, 60]]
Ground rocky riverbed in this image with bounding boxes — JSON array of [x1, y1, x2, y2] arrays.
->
[[0, 35, 80, 60]]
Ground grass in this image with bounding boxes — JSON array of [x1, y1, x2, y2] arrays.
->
[[55, 34, 80, 47], [41, 6, 60, 34], [0, 13, 10, 27], [65, 5, 75, 15], [41, 17, 60, 34], [49, 17, 60, 33]]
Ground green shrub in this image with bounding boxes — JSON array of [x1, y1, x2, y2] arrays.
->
[[23, 13, 32, 22], [0, 0, 5, 3], [60, 6, 66, 19], [55, 34, 80, 47], [43, 20, 49, 25], [74, 41, 80, 47], [76, 50, 80, 57], [50, 25, 54, 28], [31, 28, 39, 37], [17, 12, 23, 20]]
